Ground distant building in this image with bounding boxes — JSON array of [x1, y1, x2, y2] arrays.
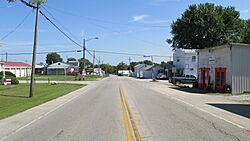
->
[[46, 62, 79, 75], [173, 49, 198, 77], [138, 65, 163, 79], [134, 64, 146, 77], [35, 64, 45, 74], [198, 43, 250, 93], [0, 61, 31, 77]]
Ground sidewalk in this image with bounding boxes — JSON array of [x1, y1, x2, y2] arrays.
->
[[19, 80, 94, 85]]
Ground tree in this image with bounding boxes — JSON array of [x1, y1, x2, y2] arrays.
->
[[7, 0, 47, 4], [117, 62, 128, 70], [78, 58, 93, 72], [100, 64, 115, 74], [67, 57, 77, 62], [46, 52, 63, 65], [243, 19, 250, 44], [168, 3, 244, 49]]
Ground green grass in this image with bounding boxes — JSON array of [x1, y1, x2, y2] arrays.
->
[[18, 74, 107, 81], [0, 83, 84, 119]]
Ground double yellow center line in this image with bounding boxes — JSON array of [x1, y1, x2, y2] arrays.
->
[[119, 87, 141, 141]]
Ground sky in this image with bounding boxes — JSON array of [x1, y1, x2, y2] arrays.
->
[[0, 0, 250, 65]]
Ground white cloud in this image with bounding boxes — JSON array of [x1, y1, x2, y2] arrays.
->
[[240, 8, 250, 13], [132, 15, 148, 22]]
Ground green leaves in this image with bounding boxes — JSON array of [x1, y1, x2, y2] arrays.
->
[[168, 3, 245, 49]]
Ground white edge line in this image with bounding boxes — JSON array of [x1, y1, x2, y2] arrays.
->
[[0, 86, 91, 141]]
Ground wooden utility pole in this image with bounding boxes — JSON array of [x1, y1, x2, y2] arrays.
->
[[92, 50, 95, 75], [29, 3, 40, 98], [128, 57, 132, 75]]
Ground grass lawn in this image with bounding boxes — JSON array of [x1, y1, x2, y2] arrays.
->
[[0, 83, 84, 119], [18, 74, 107, 81]]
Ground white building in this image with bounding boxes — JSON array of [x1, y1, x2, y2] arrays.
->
[[198, 43, 250, 93], [138, 65, 163, 79], [0, 61, 31, 77], [46, 62, 79, 75], [134, 64, 146, 77], [173, 49, 198, 77]]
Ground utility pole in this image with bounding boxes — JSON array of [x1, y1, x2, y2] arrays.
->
[[128, 57, 132, 76], [92, 50, 95, 75], [5, 52, 7, 62], [29, 3, 40, 98], [82, 39, 86, 73], [98, 56, 101, 75]]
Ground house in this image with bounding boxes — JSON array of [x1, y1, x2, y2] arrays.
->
[[198, 43, 250, 93], [134, 64, 146, 77], [0, 61, 31, 77], [173, 49, 198, 77], [138, 65, 163, 79], [35, 64, 45, 74], [46, 62, 79, 75]]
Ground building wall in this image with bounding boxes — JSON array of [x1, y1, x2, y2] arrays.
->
[[1, 67, 31, 77], [231, 44, 250, 93], [173, 49, 198, 76], [198, 45, 232, 89]]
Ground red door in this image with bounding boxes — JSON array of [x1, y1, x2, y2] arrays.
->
[[200, 68, 210, 89], [215, 68, 227, 93]]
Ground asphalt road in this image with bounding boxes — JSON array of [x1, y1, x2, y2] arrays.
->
[[3, 76, 250, 141]]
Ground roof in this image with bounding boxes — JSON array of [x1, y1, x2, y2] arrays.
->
[[198, 43, 250, 52], [47, 62, 70, 69], [4, 61, 31, 67], [35, 65, 44, 69]]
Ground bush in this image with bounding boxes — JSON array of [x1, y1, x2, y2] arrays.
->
[[5, 76, 19, 85], [0, 71, 16, 77]]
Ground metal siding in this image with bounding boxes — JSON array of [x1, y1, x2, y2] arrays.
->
[[232, 45, 250, 93]]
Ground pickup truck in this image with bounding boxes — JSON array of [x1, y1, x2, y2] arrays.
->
[[169, 75, 197, 85]]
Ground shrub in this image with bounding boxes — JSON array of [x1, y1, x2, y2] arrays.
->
[[0, 71, 16, 77], [5, 76, 19, 85]]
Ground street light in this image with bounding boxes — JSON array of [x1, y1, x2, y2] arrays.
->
[[82, 37, 99, 77], [82, 37, 99, 60], [143, 55, 156, 81]]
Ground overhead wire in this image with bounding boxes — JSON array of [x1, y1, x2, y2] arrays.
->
[[0, 10, 33, 41]]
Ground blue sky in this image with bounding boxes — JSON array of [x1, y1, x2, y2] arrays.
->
[[0, 0, 250, 65]]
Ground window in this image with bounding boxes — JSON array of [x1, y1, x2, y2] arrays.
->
[[190, 68, 194, 71], [177, 57, 180, 62], [192, 56, 196, 62]]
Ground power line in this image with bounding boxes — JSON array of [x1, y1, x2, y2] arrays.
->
[[39, 11, 82, 48], [38, 10, 99, 62], [44, 5, 168, 28], [0, 10, 33, 41], [41, 6, 81, 43]]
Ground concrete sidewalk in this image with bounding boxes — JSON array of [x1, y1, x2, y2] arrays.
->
[[19, 80, 94, 85]]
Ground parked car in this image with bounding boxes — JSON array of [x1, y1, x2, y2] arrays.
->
[[65, 71, 79, 75], [170, 75, 197, 85], [156, 73, 167, 80]]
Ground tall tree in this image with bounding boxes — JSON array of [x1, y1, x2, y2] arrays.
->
[[78, 58, 93, 72], [243, 19, 250, 44], [168, 3, 244, 49], [117, 62, 128, 70], [46, 52, 63, 65]]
